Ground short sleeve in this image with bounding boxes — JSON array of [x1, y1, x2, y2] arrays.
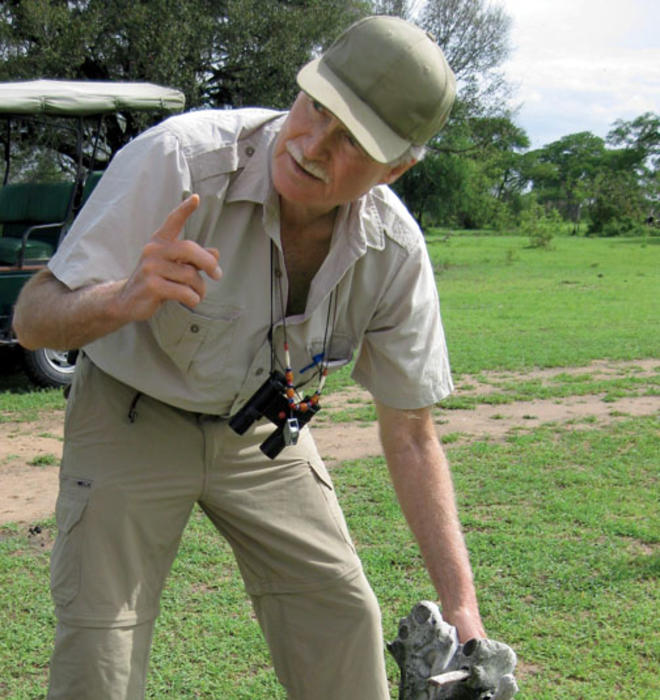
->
[[48, 125, 192, 290], [351, 241, 453, 409]]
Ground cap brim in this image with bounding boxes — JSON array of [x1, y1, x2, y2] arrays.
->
[[297, 58, 411, 164]]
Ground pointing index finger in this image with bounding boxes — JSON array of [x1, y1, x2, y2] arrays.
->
[[153, 194, 200, 242]]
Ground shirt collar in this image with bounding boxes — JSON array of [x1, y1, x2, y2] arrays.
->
[[225, 116, 284, 206]]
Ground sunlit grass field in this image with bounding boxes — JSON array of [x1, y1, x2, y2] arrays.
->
[[428, 232, 659, 373], [1, 233, 658, 698]]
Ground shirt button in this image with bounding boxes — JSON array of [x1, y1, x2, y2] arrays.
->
[[255, 367, 264, 376], [245, 146, 255, 157], [190, 324, 200, 334]]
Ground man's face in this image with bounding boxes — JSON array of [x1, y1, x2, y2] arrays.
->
[[272, 92, 406, 217]]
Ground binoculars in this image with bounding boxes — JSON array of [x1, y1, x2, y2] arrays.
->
[[229, 370, 320, 459]]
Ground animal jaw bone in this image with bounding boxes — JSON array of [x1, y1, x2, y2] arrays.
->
[[387, 601, 519, 700]]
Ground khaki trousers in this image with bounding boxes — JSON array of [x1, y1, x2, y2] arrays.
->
[[47, 356, 389, 699]]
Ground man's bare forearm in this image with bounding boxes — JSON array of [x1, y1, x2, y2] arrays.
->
[[13, 269, 129, 351], [375, 401, 485, 642]]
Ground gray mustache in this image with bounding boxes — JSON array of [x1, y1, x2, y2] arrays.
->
[[286, 142, 330, 183]]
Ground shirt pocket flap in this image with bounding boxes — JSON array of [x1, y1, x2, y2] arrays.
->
[[150, 300, 242, 374]]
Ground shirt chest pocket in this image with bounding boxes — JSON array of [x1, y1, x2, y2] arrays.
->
[[150, 300, 242, 381]]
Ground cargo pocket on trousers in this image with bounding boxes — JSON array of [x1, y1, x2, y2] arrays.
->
[[50, 477, 92, 608], [307, 457, 357, 555]]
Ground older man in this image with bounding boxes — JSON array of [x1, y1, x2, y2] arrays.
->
[[14, 15, 485, 700]]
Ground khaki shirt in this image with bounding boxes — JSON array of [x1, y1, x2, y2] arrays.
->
[[50, 108, 453, 415]]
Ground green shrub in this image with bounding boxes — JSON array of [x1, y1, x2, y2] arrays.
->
[[519, 202, 560, 248], [594, 216, 646, 237]]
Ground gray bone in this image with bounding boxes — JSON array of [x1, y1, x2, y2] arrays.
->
[[387, 601, 519, 700]]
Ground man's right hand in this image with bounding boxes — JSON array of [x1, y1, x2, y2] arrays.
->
[[13, 194, 222, 352], [117, 194, 222, 322]]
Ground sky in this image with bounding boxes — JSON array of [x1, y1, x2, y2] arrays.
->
[[498, 0, 660, 149]]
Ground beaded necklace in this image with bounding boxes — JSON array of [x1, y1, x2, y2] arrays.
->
[[269, 241, 337, 415]]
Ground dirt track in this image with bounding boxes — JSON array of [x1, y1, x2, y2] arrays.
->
[[1, 359, 658, 526]]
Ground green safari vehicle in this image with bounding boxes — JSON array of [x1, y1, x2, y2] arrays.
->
[[0, 80, 185, 387]]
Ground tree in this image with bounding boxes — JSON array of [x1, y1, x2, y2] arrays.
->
[[607, 112, 659, 219], [522, 118, 658, 236], [394, 115, 528, 229], [467, 116, 529, 201], [418, 0, 511, 84], [0, 0, 365, 156], [378, 1, 518, 228], [588, 167, 646, 236], [2, 0, 526, 229], [394, 149, 467, 227], [525, 132, 607, 233], [607, 112, 659, 171]]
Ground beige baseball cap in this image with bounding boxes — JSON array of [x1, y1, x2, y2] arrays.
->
[[296, 15, 456, 164]]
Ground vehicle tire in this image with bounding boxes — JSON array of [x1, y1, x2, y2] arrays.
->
[[23, 347, 76, 388]]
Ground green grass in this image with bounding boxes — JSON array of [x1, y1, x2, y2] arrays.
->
[[0, 387, 64, 423], [439, 369, 660, 410], [28, 454, 59, 467], [1, 233, 658, 698], [426, 233, 659, 373], [1, 416, 657, 698], [318, 403, 378, 423], [323, 234, 659, 393]]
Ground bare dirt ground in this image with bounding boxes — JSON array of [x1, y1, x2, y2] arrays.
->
[[1, 359, 658, 526]]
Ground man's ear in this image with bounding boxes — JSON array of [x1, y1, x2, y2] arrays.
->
[[379, 159, 418, 186]]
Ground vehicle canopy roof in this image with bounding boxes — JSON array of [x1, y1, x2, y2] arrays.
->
[[0, 79, 185, 116]]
